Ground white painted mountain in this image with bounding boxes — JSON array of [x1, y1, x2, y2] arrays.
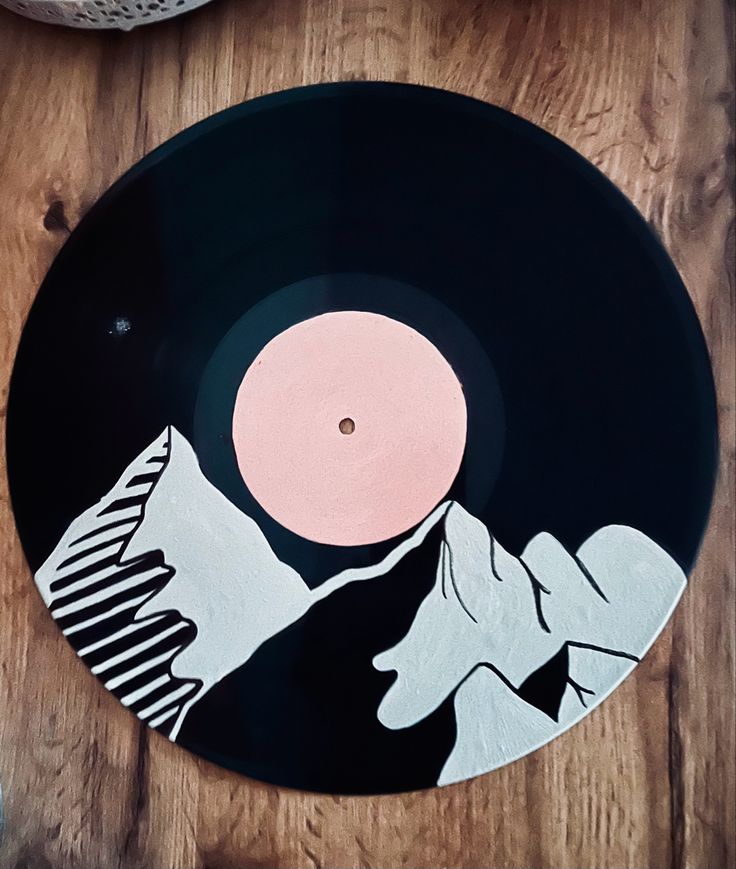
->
[[34, 427, 318, 737], [438, 646, 630, 785], [34, 426, 449, 739], [36, 428, 686, 774], [371, 502, 687, 784], [125, 428, 317, 731], [35, 429, 204, 735], [128, 431, 449, 732], [34, 430, 169, 610]]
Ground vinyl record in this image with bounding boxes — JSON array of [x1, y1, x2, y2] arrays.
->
[[7, 82, 717, 795]]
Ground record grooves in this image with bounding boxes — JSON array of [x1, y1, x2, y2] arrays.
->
[[7, 82, 717, 794]]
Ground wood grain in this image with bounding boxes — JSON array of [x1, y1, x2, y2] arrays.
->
[[0, 1, 733, 867]]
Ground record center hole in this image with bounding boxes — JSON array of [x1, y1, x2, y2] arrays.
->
[[339, 418, 355, 435]]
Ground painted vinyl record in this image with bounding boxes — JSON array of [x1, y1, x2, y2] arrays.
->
[[7, 83, 717, 795]]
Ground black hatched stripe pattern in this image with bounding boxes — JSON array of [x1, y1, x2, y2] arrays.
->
[[42, 430, 202, 737]]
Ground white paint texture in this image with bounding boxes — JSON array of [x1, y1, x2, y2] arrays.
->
[[125, 428, 315, 735], [36, 431, 686, 779], [372, 503, 686, 783]]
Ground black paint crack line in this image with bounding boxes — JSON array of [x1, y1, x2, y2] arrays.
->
[[442, 528, 478, 624], [117, 428, 172, 555], [440, 541, 448, 599], [567, 676, 595, 707], [456, 661, 559, 722], [488, 536, 504, 583], [59, 534, 130, 568], [70, 517, 138, 547], [456, 661, 517, 696], [567, 641, 639, 662], [572, 553, 610, 602], [126, 472, 161, 489], [519, 557, 552, 633], [98, 495, 149, 516]]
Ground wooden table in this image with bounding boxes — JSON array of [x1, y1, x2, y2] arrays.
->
[[0, 1, 733, 867]]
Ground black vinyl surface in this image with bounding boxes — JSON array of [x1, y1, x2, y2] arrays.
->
[[6, 82, 718, 794]]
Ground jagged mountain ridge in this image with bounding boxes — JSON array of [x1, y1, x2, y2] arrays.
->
[[35, 430, 202, 736], [35, 427, 686, 789]]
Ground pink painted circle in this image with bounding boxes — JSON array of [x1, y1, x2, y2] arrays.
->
[[232, 311, 468, 546]]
